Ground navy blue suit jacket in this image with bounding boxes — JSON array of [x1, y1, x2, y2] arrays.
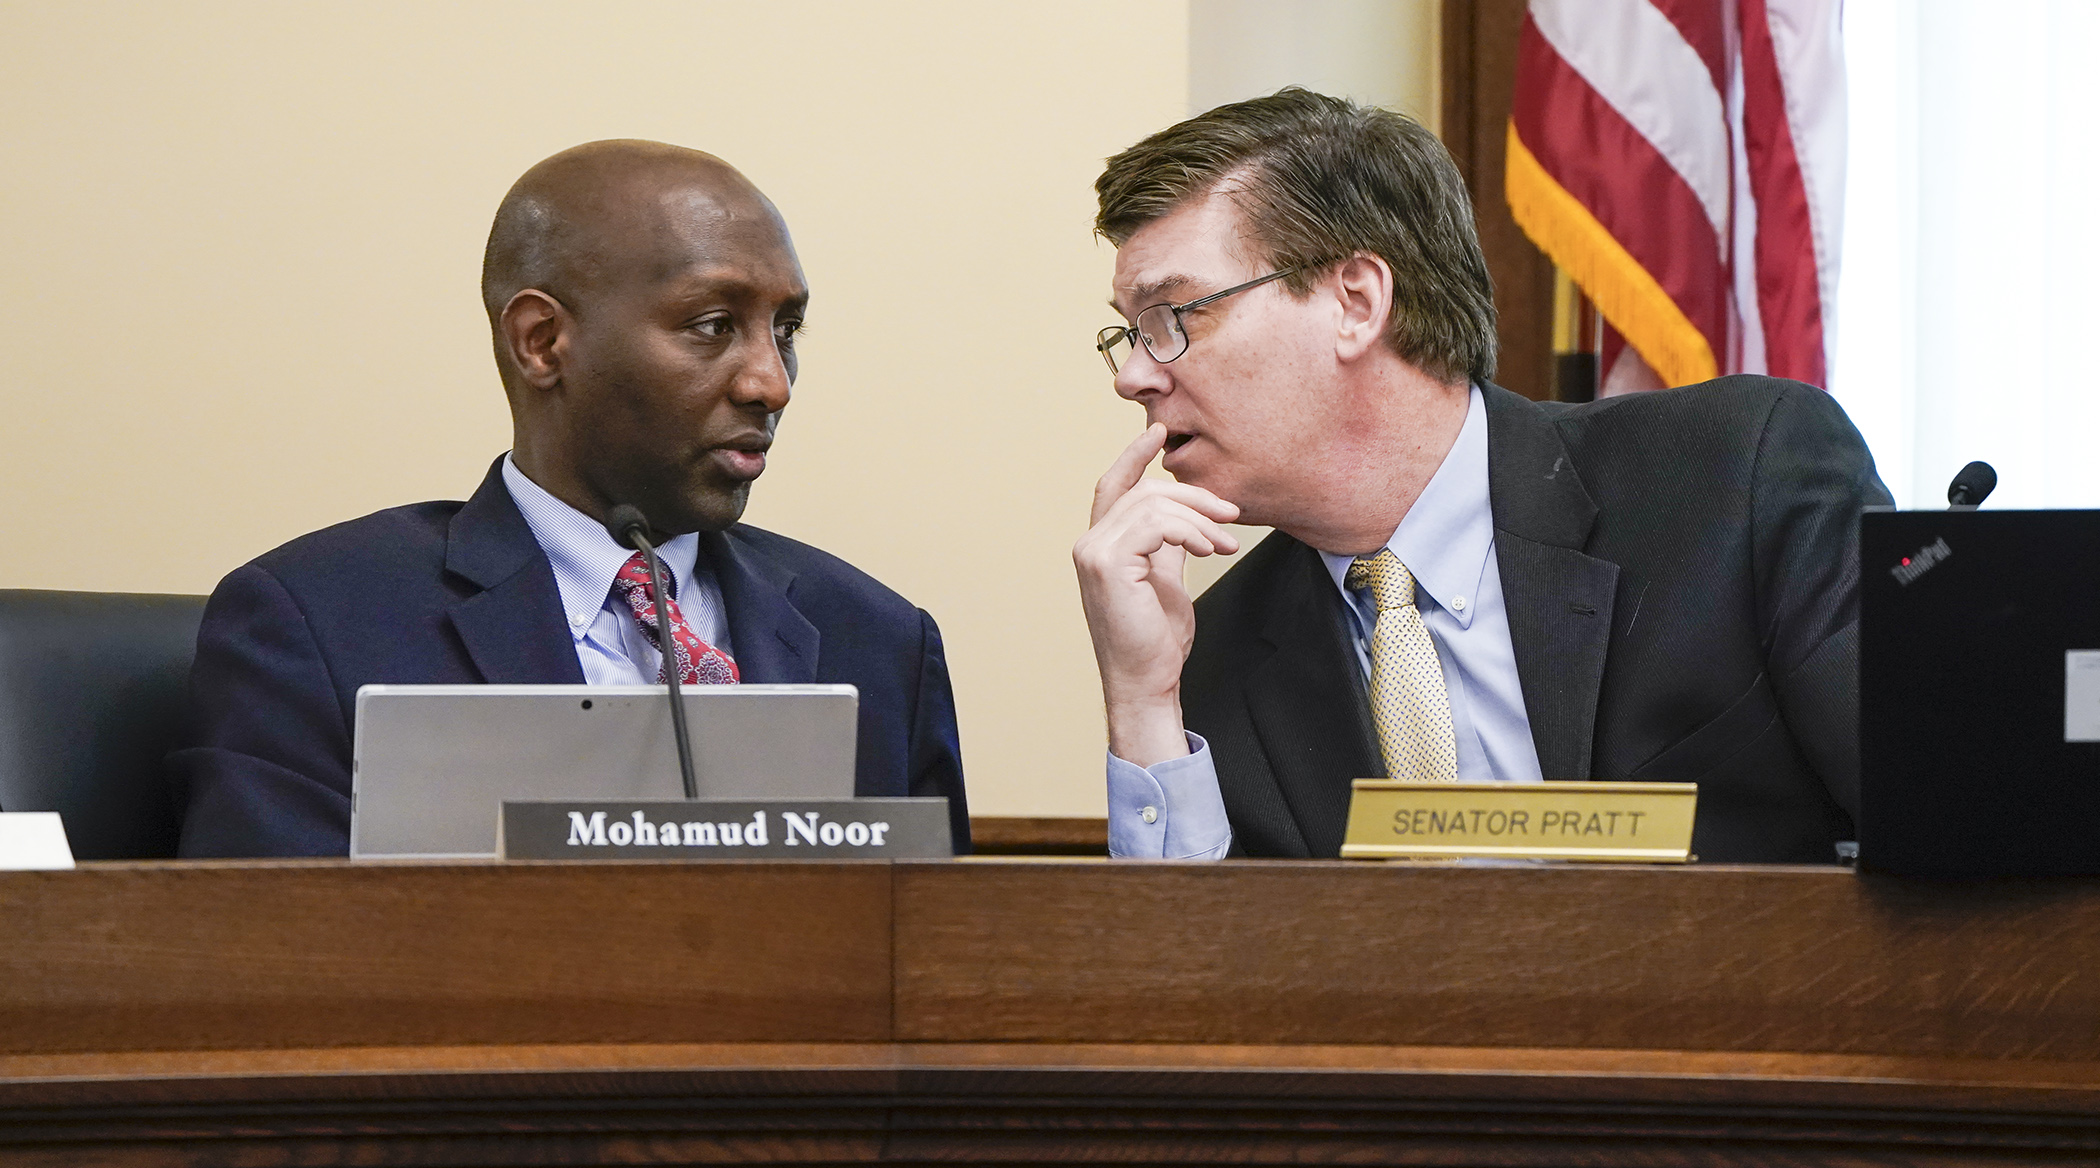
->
[[171, 459, 969, 856]]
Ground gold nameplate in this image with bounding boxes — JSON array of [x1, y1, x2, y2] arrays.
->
[[1340, 780, 1698, 863]]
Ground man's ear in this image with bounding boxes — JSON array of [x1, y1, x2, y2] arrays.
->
[[500, 289, 569, 390], [1332, 253, 1395, 363]]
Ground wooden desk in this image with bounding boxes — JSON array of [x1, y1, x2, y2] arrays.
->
[[5, 860, 2099, 1165]]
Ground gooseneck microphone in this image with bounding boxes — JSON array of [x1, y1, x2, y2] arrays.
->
[[1947, 461, 1997, 510], [603, 504, 700, 800]]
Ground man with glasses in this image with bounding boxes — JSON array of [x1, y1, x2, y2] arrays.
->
[[1073, 89, 1889, 863]]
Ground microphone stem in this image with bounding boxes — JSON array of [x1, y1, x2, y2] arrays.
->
[[633, 533, 700, 800]]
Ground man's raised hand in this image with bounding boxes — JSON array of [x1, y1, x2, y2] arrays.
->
[[1073, 423, 1241, 766]]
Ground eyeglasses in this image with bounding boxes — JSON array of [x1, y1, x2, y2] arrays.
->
[[1096, 267, 1300, 375]]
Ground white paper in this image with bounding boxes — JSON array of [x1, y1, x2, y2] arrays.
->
[[0, 812, 76, 870], [2066, 651, 2100, 742]]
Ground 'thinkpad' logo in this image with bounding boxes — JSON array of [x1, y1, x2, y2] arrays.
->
[[1890, 537, 1951, 586]]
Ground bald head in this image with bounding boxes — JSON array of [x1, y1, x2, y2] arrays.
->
[[485, 139, 809, 536], [481, 140, 785, 383]]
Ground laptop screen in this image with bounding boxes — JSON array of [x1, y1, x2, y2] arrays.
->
[[1859, 510, 2100, 876], [350, 684, 859, 858]]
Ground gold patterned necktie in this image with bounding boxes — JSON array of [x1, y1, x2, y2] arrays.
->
[[1346, 549, 1459, 782]]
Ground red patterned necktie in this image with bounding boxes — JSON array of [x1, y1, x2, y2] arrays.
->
[[612, 552, 739, 685]]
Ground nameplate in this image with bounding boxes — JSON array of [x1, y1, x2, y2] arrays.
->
[[499, 798, 953, 860], [1339, 780, 1697, 862], [0, 812, 76, 871]]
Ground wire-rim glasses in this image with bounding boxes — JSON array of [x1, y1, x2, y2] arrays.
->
[[1096, 266, 1301, 375]]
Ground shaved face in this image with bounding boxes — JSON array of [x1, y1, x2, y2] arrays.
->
[[1107, 190, 1342, 527], [487, 141, 810, 535]]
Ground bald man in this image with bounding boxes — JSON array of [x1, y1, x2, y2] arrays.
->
[[171, 141, 969, 856]]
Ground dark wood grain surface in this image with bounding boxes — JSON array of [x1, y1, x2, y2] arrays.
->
[[966, 816, 1107, 855], [893, 862, 2100, 1060], [7, 1040, 2100, 1166], [0, 860, 892, 1053], [8, 859, 2100, 1165]]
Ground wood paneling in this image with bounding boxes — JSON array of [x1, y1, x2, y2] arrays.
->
[[968, 816, 1107, 855], [0, 861, 892, 1053], [6, 1042, 2100, 1165], [8, 859, 2100, 1164], [1444, 0, 1558, 401], [894, 862, 2100, 1059]]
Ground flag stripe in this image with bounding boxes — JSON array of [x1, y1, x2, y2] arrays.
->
[[1529, 0, 1731, 240], [1766, 0, 1848, 382], [1739, 0, 1826, 384], [1510, 18, 1726, 383], [1647, 0, 1729, 98]]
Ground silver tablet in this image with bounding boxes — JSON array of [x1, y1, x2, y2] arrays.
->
[[350, 684, 859, 859]]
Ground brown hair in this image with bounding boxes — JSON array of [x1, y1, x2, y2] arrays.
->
[[1095, 87, 1496, 385]]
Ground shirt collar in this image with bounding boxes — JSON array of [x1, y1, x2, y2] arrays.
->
[[500, 453, 701, 641], [1318, 383, 1494, 629]]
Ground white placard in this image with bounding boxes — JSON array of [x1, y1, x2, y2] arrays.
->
[[2066, 651, 2100, 743], [0, 812, 76, 870]]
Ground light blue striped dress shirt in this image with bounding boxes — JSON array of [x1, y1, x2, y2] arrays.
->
[[500, 454, 734, 684], [1106, 384, 1543, 859]]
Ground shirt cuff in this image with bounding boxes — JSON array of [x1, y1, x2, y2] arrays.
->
[[1105, 733, 1232, 859]]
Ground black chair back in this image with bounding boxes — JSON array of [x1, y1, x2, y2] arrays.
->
[[0, 590, 206, 859]]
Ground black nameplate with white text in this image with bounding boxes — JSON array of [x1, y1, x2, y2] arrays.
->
[[499, 798, 954, 860]]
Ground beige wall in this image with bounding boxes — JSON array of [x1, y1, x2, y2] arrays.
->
[[1189, 0, 1440, 123], [0, 1, 1186, 818]]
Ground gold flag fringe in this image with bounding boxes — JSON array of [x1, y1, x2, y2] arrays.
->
[[1503, 121, 1718, 388]]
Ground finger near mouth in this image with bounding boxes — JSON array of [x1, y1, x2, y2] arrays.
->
[[1164, 432, 1196, 453]]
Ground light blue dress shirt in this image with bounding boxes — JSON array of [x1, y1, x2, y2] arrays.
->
[[1107, 384, 1542, 859], [500, 454, 734, 684]]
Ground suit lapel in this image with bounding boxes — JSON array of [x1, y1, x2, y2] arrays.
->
[[1240, 538, 1382, 858], [443, 458, 586, 685], [1482, 384, 1618, 779], [702, 530, 819, 684]]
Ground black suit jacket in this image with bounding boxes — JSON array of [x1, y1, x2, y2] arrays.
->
[[171, 458, 969, 856], [1184, 376, 1890, 863]]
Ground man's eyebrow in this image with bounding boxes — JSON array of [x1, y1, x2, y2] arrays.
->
[[1109, 274, 1196, 313], [660, 269, 809, 308]]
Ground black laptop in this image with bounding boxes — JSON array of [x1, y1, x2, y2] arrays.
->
[[1859, 509, 2100, 876]]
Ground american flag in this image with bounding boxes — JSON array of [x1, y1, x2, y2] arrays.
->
[[1507, 0, 1845, 394]]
